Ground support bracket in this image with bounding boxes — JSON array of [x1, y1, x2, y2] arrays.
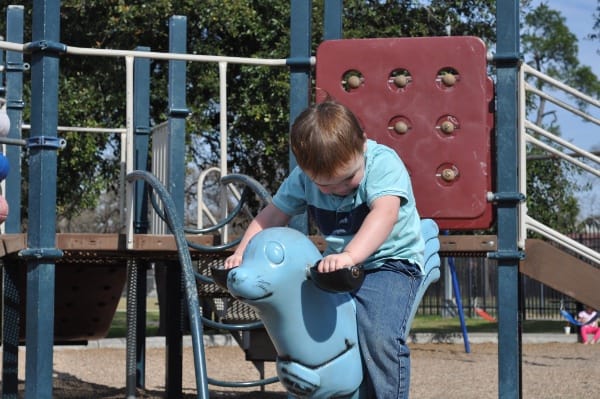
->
[[490, 52, 523, 67], [488, 250, 525, 261], [487, 191, 525, 203], [27, 136, 66, 150], [168, 107, 190, 118], [19, 247, 64, 260], [25, 40, 67, 54]]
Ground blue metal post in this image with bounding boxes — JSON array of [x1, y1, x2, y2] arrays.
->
[[23, 0, 63, 398], [495, 0, 523, 397], [288, 0, 311, 158], [165, 15, 211, 399], [167, 17, 188, 218], [134, 47, 151, 234], [133, 47, 151, 389], [2, 7, 25, 398], [448, 257, 471, 353], [323, 0, 343, 40], [288, 0, 312, 233]]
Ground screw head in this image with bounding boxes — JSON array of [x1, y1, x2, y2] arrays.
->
[[441, 73, 456, 86], [347, 75, 361, 89], [440, 121, 455, 133], [394, 121, 409, 134]]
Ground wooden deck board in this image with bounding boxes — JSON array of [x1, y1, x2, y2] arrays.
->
[[0, 233, 498, 258], [0, 233, 224, 257]]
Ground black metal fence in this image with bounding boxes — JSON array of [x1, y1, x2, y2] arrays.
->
[[418, 224, 600, 321]]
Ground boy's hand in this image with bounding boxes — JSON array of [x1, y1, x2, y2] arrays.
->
[[224, 253, 243, 269], [318, 251, 355, 273]]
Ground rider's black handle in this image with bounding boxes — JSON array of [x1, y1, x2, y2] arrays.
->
[[309, 263, 365, 293]]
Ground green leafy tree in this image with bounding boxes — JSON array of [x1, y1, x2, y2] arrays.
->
[[4, 0, 593, 235], [343, 0, 495, 40], [593, 0, 600, 42], [2, 0, 295, 231], [2, 0, 500, 232]]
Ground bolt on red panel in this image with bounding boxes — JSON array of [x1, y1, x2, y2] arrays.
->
[[315, 37, 495, 230]]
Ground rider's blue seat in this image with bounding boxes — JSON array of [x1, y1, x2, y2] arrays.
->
[[403, 218, 441, 340]]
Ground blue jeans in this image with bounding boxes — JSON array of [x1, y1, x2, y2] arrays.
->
[[352, 260, 422, 399]]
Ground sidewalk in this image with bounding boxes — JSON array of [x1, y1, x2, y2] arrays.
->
[[53, 331, 579, 351], [409, 331, 579, 344]]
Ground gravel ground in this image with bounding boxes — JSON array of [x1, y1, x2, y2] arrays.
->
[[2, 339, 599, 398]]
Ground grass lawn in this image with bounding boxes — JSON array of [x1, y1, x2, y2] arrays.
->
[[106, 299, 568, 338], [411, 315, 566, 334], [105, 297, 161, 338]]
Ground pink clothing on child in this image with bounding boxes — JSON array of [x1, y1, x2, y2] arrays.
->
[[577, 309, 600, 344]]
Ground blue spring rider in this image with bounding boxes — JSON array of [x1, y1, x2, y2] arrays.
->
[[224, 219, 440, 398]]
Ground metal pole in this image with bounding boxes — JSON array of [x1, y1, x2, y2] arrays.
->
[[495, 0, 523, 397], [23, 0, 62, 397], [165, 15, 201, 399], [133, 47, 151, 234], [1, 6, 25, 398], [133, 47, 151, 388], [218, 61, 229, 241], [323, 0, 343, 40], [288, 0, 312, 233], [4, 5, 24, 234]]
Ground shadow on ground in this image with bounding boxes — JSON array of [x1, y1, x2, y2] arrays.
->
[[4, 374, 287, 399]]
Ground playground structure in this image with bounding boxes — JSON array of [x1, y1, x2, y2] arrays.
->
[[0, 1, 598, 399]]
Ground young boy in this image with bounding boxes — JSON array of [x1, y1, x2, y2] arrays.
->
[[225, 100, 424, 398]]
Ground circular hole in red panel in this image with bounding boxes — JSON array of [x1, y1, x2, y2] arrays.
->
[[387, 115, 412, 136], [435, 67, 460, 90], [342, 70, 364, 92], [435, 163, 460, 186], [435, 115, 460, 137], [388, 69, 412, 92]]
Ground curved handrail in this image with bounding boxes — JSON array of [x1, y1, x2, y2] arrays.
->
[[207, 376, 280, 388], [132, 170, 278, 390], [148, 173, 272, 252], [126, 170, 210, 399], [197, 167, 230, 229], [200, 317, 264, 331]]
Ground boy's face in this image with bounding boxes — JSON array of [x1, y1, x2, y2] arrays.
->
[[310, 153, 365, 196]]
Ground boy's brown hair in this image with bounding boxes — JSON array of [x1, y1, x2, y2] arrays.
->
[[290, 101, 365, 178]]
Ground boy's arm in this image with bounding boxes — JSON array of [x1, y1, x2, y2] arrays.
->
[[224, 203, 291, 268], [318, 195, 400, 272]]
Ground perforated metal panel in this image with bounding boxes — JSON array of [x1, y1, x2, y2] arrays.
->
[[316, 37, 495, 230], [11, 257, 127, 342]]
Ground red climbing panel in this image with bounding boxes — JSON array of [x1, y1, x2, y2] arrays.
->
[[315, 36, 495, 230]]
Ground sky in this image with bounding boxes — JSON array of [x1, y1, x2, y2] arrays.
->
[[529, 1, 600, 218], [532, 1, 599, 151]]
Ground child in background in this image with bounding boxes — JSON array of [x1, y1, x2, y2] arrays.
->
[[577, 305, 600, 344], [225, 100, 424, 398]]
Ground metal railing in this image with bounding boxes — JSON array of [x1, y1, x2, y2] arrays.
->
[[0, 39, 314, 244], [519, 63, 600, 265], [195, 167, 252, 243]]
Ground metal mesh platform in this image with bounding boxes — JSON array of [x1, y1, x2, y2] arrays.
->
[[195, 255, 263, 323], [0, 233, 236, 343], [0, 255, 127, 342]]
